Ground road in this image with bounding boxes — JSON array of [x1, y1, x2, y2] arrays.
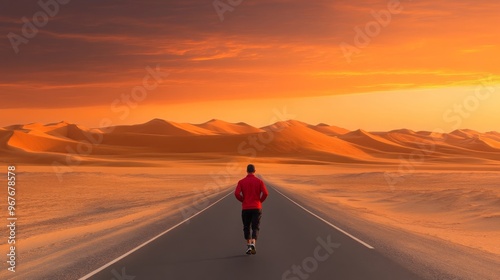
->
[[81, 181, 422, 280]]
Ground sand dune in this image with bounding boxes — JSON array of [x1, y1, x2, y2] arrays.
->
[[380, 129, 435, 147], [4, 124, 26, 131], [308, 123, 350, 136], [381, 130, 500, 163], [7, 130, 79, 153], [450, 129, 482, 139], [452, 136, 499, 152], [0, 128, 13, 150], [100, 132, 249, 154], [196, 119, 264, 134], [3, 121, 102, 142], [480, 136, 500, 149], [381, 130, 470, 154], [485, 132, 500, 142], [441, 131, 500, 155], [100, 120, 370, 162], [109, 118, 216, 136], [260, 120, 372, 162], [2, 122, 128, 158], [43, 123, 102, 141], [340, 129, 416, 154], [415, 130, 446, 140], [1, 119, 500, 166], [4, 121, 70, 133]]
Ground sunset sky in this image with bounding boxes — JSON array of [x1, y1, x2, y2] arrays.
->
[[1, 0, 499, 131]]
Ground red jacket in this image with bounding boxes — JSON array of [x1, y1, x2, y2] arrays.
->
[[235, 174, 268, 209]]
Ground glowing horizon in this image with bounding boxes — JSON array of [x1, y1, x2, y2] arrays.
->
[[2, 86, 499, 132]]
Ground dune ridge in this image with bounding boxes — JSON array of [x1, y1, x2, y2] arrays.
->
[[196, 119, 264, 135], [107, 118, 216, 136], [1, 119, 500, 166], [309, 123, 350, 136]]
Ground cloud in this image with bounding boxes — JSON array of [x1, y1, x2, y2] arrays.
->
[[0, 0, 499, 110]]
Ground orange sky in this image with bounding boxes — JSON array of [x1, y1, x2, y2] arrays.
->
[[1, 0, 499, 130]]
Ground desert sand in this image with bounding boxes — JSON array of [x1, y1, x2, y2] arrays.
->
[[0, 165, 237, 280], [1, 119, 499, 279], [264, 169, 500, 253], [264, 167, 500, 280], [2, 119, 500, 165]]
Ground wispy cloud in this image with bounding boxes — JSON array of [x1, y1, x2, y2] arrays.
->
[[1, 0, 499, 111]]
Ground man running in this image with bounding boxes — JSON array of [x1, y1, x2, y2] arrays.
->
[[235, 164, 269, 255]]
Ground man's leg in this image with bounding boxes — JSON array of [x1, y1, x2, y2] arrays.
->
[[249, 209, 262, 254], [242, 210, 253, 254], [251, 209, 262, 241], [242, 210, 252, 241]]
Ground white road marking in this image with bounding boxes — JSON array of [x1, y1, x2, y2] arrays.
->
[[79, 191, 233, 280], [272, 186, 375, 249]]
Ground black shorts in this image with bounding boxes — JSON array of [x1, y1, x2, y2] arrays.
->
[[241, 209, 262, 240]]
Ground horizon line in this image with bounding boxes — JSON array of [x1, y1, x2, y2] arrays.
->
[[2, 118, 498, 134]]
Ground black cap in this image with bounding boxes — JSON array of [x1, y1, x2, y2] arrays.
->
[[247, 164, 255, 173]]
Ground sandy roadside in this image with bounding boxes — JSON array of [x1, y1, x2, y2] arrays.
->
[[0, 165, 235, 280], [264, 169, 500, 279]]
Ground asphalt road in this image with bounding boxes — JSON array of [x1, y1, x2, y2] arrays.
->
[[82, 181, 422, 280]]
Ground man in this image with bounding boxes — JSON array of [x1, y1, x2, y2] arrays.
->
[[235, 164, 269, 255]]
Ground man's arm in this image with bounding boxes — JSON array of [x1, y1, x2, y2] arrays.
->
[[260, 181, 268, 202], [235, 181, 244, 202]]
